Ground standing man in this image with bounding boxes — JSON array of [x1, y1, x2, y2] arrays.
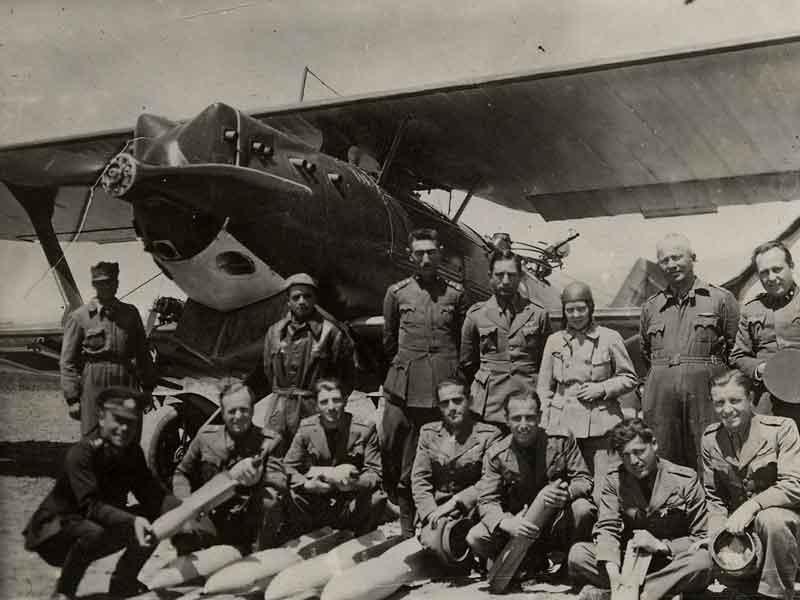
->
[[466, 392, 595, 577], [382, 228, 469, 536], [283, 378, 385, 536], [538, 281, 637, 492], [60, 262, 156, 435], [24, 387, 179, 599], [461, 249, 552, 428], [569, 418, 713, 600], [245, 273, 354, 450], [640, 233, 739, 470], [171, 381, 287, 554], [730, 241, 800, 428], [702, 370, 800, 600], [412, 379, 502, 564]]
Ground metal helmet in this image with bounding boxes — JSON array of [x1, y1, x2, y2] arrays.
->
[[284, 272, 318, 290], [711, 529, 764, 579], [419, 516, 473, 568]]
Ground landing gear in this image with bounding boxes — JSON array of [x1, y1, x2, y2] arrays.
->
[[142, 402, 205, 487]]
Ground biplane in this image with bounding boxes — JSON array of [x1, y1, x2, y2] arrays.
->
[[1, 34, 798, 480]]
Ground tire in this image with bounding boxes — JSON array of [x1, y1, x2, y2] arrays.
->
[[144, 404, 198, 488]]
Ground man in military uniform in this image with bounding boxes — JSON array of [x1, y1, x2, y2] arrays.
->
[[461, 249, 552, 428], [702, 370, 800, 600], [569, 418, 713, 600], [60, 262, 156, 435], [382, 228, 469, 536], [284, 378, 385, 536], [411, 379, 503, 563], [640, 233, 739, 469], [731, 241, 800, 428], [24, 387, 179, 600], [466, 392, 595, 576], [246, 273, 354, 450], [171, 381, 287, 554]]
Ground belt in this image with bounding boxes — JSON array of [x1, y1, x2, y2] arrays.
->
[[479, 359, 536, 373], [651, 354, 722, 367], [274, 387, 314, 398], [84, 356, 131, 366]]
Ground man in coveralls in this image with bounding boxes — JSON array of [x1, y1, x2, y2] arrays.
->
[[246, 273, 354, 451], [569, 418, 713, 600], [24, 387, 179, 600], [171, 381, 287, 553], [460, 249, 552, 428], [382, 228, 469, 536], [730, 240, 800, 429], [60, 262, 156, 435], [702, 370, 800, 600], [639, 233, 739, 469]]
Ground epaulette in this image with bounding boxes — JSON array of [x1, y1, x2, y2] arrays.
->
[[198, 424, 223, 435], [757, 415, 787, 427], [666, 461, 696, 479], [444, 279, 464, 292], [644, 289, 665, 304], [467, 300, 487, 314], [420, 421, 443, 434], [486, 435, 512, 458], [389, 278, 413, 293], [703, 422, 722, 435], [475, 421, 501, 435], [298, 414, 319, 428], [744, 294, 767, 306]]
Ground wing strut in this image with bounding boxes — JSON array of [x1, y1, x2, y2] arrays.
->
[[451, 184, 477, 223], [7, 184, 84, 321], [377, 115, 411, 187]]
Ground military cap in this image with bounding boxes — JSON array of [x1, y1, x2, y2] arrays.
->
[[284, 272, 318, 290], [91, 261, 119, 282], [96, 386, 146, 419]]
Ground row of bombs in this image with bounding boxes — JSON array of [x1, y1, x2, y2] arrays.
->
[[142, 526, 431, 599]]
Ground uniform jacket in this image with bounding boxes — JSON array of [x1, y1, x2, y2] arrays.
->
[[172, 423, 287, 503], [60, 298, 156, 401], [24, 432, 174, 550], [640, 277, 739, 370], [475, 427, 592, 533], [411, 418, 503, 523], [382, 276, 467, 407], [730, 285, 800, 383], [594, 458, 708, 563], [702, 414, 800, 533], [284, 412, 382, 492], [246, 309, 353, 399], [460, 294, 552, 423], [538, 324, 637, 439]]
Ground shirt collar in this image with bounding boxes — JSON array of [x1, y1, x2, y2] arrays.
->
[[660, 277, 709, 308], [282, 310, 323, 338], [88, 297, 119, 317], [564, 322, 599, 341]]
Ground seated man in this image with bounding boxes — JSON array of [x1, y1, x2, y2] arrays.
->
[[171, 381, 287, 554], [412, 379, 503, 559], [284, 377, 385, 536], [702, 370, 800, 600], [569, 418, 713, 600], [23, 387, 179, 600], [466, 391, 595, 577]]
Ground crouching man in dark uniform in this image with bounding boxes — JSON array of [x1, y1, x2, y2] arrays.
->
[[702, 370, 800, 600], [569, 418, 713, 600], [171, 381, 287, 554], [24, 387, 179, 600], [284, 378, 386, 536], [466, 392, 595, 577], [412, 379, 502, 564]]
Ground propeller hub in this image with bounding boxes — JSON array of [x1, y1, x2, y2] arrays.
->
[[101, 152, 138, 197]]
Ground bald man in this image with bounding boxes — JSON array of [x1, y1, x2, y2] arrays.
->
[[639, 234, 739, 470]]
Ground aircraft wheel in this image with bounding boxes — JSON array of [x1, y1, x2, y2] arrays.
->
[[144, 403, 199, 488]]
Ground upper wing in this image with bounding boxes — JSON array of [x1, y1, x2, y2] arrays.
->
[[1, 33, 799, 240]]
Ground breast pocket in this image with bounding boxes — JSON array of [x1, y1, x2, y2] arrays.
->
[[591, 349, 612, 382], [438, 304, 456, 328], [693, 314, 721, 352], [83, 326, 109, 353], [521, 322, 542, 351], [646, 319, 667, 352], [199, 452, 224, 482], [346, 440, 366, 467], [479, 326, 498, 353]]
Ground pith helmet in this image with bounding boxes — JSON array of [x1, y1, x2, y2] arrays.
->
[[284, 273, 318, 290], [91, 261, 119, 282]]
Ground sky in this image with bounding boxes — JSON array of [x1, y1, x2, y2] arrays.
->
[[2, 1, 800, 324]]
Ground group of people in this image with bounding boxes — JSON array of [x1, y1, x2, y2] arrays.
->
[[22, 228, 800, 600]]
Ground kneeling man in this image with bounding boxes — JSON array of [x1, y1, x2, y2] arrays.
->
[[703, 370, 800, 600], [284, 378, 385, 536], [412, 379, 502, 557], [24, 387, 179, 600], [569, 418, 712, 600], [171, 381, 287, 554], [466, 392, 595, 576]]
